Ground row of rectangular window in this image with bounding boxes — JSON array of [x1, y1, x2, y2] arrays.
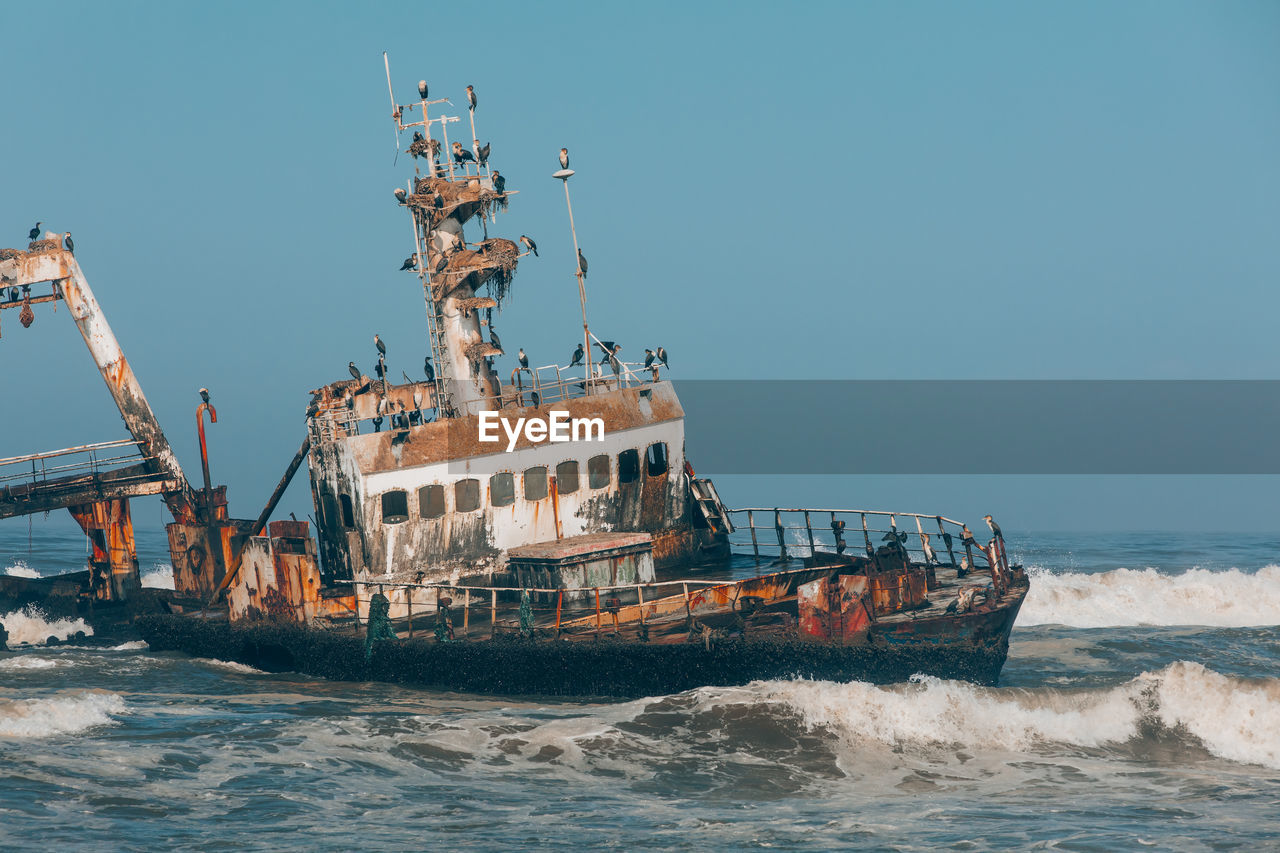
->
[[378, 443, 670, 525]]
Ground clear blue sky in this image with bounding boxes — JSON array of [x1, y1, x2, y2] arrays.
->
[[2, 1, 1277, 532]]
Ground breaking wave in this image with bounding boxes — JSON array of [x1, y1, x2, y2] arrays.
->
[[0, 605, 93, 645], [3, 561, 40, 579], [140, 563, 175, 590], [1020, 565, 1280, 627], [0, 692, 126, 738], [769, 661, 1280, 769]]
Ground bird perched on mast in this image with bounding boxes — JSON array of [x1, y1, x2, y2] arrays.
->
[[63, 232, 74, 254], [519, 235, 538, 257], [466, 85, 477, 111], [199, 387, 210, 405], [559, 148, 569, 169], [577, 249, 588, 278], [399, 254, 417, 271], [348, 361, 362, 381], [489, 326, 503, 353], [491, 171, 505, 195], [423, 356, 435, 383], [570, 343, 584, 367], [27, 222, 41, 242], [656, 346, 668, 368], [394, 187, 407, 204], [375, 334, 387, 357], [517, 348, 529, 369], [418, 80, 429, 100], [476, 141, 490, 166], [452, 141, 475, 166]]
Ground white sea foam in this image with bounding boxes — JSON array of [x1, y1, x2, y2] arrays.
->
[[0, 656, 63, 671], [0, 692, 126, 738], [195, 658, 265, 675], [0, 605, 93, 645], [1020, 565, 1280, 627], [3, 561, 40, 579], [140, 563, 175, 590], [767, 661, 1280, 769]]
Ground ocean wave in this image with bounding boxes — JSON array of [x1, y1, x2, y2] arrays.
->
[[0, 656, 64, 671], [0, 692, 126, 738], [3, 561, 40, 579], [769, 661, 1280, 769], [0, 605, 94, 645], [1020, 565, 1280, 627], [140, 563, 175, 590], [195, 658, 265, 675]]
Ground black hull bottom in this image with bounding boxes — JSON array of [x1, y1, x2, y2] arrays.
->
[[137, 615, 1012, 698]]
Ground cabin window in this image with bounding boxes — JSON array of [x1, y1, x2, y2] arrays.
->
[[381, 490, 409, 524], [321, 493, 339, 530], [618, 449, 640, 484], [419, 484, 445, 519], [588, 454, 611, 489], [490, 472, 515, 507], [455, 478, 480, 512], [524, 466, 548, 501], [556, 460, 580, 494], [646, 442, 669, 477], [339, 494, 355, 528]]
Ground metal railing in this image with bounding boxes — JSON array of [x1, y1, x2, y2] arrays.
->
[[727, 507, 983, 569], [0, 439, 153, 488]]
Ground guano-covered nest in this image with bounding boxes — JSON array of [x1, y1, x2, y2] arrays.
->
[[455, 295, 498, 311], [429, 237, 520, 304], [407, 136, 441, 160], [0, 249, 25, 261], [411, 175, 508, 226], [465, 341, 503, 360], [27, 239, 61, 253]]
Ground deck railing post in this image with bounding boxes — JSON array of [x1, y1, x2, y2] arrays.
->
[[407, 588, 413, 638], [490, 588, 497, 638], [595, 587, 602, 634], [774, 509, 788, 561], [861, 513, 872, 556], [937, 516, 955, 565], [747, 510, 759, 558], [803, 510, 816, 556], [463, 591, 470, 636]]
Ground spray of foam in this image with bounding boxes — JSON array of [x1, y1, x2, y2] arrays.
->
[[767, 661, 1280, 769], [0, 692, 126, 738], [3, 561, 40, 579], [140, 563, 175, 590], [0, 605, 93, 646], [1020, 565, 1280, 627]]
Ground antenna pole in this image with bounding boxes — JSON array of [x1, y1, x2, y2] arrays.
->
[[383, 52, 401, 153], [558, 172, 591, 393]]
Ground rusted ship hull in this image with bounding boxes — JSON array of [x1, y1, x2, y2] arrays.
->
[[136, 583, 1026, 698]]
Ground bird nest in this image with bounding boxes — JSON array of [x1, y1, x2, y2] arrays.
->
[[465, 341, 503, 360], [454, 296, 497, 311], [0, 249, 25, 261], [407, 136, 440, 160], [27, 239, 61, 253], [429, 238, 520, 303], [411, 176, 507, 226]]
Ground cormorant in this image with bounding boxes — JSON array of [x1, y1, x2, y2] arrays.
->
[[348, 361, 362, 381], [577, 249, 588, 277], [519, 235, 538, 256], [452, 141, 475, 166], [644, 348, 655, 368], [28, 222, 41, 241], [489, 327, 503, 353], [199, 387, 210, 404], [983, 515, 1004, 540], [559, 148, 569, 169], [394, 187, 407, 204], [399, 254, 417, 271], [596, 340, 618, 358], [656, 346, 668, 368], [476, 141, 490, 165], [373, 415, 383, 433], [518, 348, 528, 369], [375, 334, 387, 357], [7, 287, 18, 302], [63, 232, 74, 254], [466, 85, 477, 111], [530, 390, 541, 407], [609, 353, 621, 376], [570, 343, 584, 367], [491, 171, 505, 194], [423, 357, 435, 382], [374, 361, 386, 379], [418, 80, 429, 100]]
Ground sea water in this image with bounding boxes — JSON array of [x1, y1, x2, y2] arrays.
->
[[1, 528, 1278, 850]]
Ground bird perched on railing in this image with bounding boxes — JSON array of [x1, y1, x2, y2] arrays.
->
[[452, 141, 475, 166], [491, 171, 505, 195], [577, 249, 588, 278], [27, 222, 41, 241], [399, 254, 417, 271], [476, 141, 490, 165], [569, 343, 584, 367], [596, 341, 619, 359], [656, 346, 668, 368], [559, 148, 569, 169], [466, 85, 477, 111], [63, 232, 74, 254], [644, 349, 655, 368], [518, 348, 529, 369], [960, 524, 977, 548], [983, 515, 1003, 541], [199, 387, 210, 405], [519, 235, 538, 257]]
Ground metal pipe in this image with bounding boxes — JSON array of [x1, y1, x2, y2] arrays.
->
[[557, 172, 592, 392]]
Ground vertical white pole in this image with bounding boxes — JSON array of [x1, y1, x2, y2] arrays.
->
[[561, 178, 591, 393]]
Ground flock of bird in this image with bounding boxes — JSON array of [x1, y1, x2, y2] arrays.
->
[[6, 223, 74, 302]]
